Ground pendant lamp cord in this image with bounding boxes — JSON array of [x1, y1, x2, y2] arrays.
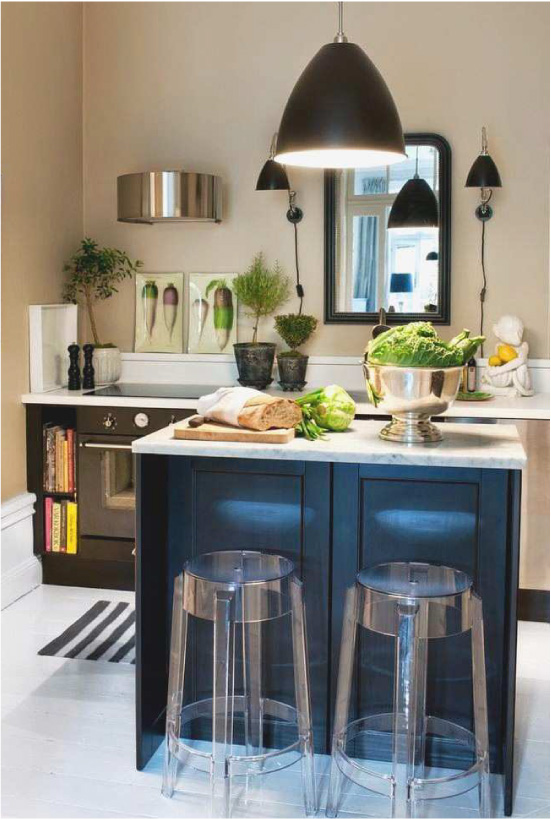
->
[[294, 222, 304, 314], [479, 217, 487, 356]]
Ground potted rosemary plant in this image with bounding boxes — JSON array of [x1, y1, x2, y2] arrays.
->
[[274, 313, 318, 391], [232, 252, 290, 389], [63, 238, 143, 384]]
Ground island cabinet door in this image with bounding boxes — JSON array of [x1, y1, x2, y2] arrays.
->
[[166, 456, 332, 753], [331, 463, 520, 775]]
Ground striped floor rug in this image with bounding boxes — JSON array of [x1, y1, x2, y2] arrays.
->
[[38, 601, 135, 664]]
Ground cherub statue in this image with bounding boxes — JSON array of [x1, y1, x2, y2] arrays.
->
[[482, 315, 534, 396]]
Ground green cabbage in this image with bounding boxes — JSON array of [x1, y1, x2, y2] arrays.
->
[[366, 322, 485, 368], [296, 385, 356, 432]]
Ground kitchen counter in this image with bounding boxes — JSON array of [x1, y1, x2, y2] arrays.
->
[[21, 386, 551, 420], [133, 419, 527, 470]]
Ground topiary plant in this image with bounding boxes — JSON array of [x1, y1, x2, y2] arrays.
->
[[233, 252, 290, 343], [63, 238, 143, 346], [275, 313, 318, 356]]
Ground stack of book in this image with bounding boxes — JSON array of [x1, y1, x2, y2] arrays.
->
[[43, 423, 78, 553], [43, 424, 76, 493], [44, 497, 77, 553]]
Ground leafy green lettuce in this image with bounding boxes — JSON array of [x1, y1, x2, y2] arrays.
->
[[366, 323, 484, 368]]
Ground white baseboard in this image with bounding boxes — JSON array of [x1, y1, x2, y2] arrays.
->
[[1, 492, 41, 609]]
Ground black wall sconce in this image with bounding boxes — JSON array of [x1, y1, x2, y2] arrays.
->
[[465, 127, 503, 348], [256, 133, 305, 311]]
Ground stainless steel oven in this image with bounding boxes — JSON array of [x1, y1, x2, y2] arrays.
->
[[77, 406, 193, 545]]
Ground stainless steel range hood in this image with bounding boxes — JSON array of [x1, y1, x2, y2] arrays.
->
[[117, 171, 222, 224]]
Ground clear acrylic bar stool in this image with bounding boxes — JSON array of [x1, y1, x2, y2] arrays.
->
[[326, 561, 490, 819], [162, 550, 316, 817]]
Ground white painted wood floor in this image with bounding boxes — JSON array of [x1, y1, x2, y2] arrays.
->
[[1, 585, 549, 819]]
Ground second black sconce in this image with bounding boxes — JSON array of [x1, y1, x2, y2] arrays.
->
[[465, 126, 503, 348], [256, 133, 305, 311]]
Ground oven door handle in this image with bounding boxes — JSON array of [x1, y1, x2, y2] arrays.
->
[[79, 441, 133, 451]]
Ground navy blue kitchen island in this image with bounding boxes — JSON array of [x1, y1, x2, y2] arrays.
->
[[133, 420, 526, 815]]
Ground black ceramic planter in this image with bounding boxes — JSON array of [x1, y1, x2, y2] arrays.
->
[[234, 343, 276, 389], [277, 354, 308, 391]]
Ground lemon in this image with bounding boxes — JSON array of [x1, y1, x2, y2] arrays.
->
[[497, 344, 518, 363], [489, 355, 502, 367]]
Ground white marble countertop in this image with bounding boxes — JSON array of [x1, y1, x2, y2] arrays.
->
[[21, 386, 550, 421], [132, 420, 527, 470]]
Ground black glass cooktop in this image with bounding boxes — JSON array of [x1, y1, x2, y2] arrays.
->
[[88, 383, 221, 399]]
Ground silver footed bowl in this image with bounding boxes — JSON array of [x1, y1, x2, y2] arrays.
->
[[363, 362, 463, 443]]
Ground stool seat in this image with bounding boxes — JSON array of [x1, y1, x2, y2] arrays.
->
[[186, 550, 295, 585], [358, 561, 471, 599]]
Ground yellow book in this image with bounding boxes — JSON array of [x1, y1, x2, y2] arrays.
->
[[67, 502, 78, 554], [52, 502, 61, 552], [63, 440, 69, 492]]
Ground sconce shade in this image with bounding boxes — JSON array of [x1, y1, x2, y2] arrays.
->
[[465, 154, 502, 188], [274, 42, 406, 169], [256, 159, 290, 191], [388, 177, 439, 229], [390, 272, 414, 293]]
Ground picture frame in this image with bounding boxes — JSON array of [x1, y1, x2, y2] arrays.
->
[[187, 273, 238, 354], [134, 272, 184, 353]]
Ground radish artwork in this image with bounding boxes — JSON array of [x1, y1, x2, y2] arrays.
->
[[163, 283, 179, 341], [142, 280, 158, 339], [206, 279, 234, 351], [193, 297, 209, 340]]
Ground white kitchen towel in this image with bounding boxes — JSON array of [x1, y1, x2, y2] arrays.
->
[[197, 386, 263, 427]]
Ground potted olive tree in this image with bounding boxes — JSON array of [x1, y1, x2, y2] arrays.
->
[[274, 313, 318, 391], [232, 253, 290, 389], [63, 238, 143, 384]]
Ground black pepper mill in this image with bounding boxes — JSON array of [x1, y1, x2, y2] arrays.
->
[[67, 344, 81, 390], [82, 344, 95, 390]]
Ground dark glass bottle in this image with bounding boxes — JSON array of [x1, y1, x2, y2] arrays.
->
[[467, 356, 477, 393]]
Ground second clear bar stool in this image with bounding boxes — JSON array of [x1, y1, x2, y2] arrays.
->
[[162, 550, 316, 817], [327, 561, 490, 819]]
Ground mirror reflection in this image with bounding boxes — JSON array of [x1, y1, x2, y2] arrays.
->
[[326, 135, 450, 324]]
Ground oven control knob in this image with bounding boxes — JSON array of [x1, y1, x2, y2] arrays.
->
[[102, 413, 117, 430], [134, 412, 150, 429]]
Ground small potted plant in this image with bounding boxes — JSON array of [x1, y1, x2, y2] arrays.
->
[[63, 238, 143, 384], [232, 252, 290, 389], [274, 313, 318, 391]]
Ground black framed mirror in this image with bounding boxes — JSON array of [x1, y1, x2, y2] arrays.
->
[[324, 133, 451, 324]]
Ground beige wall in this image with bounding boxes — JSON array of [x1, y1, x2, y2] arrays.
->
[[83, 2, 549, 357], [1, 2, 83, 500]]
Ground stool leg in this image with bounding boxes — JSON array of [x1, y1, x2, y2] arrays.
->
[[327, 585, 358, 819], [290, 577, 317, 817], [392, 603, 422, 819], [162, 573, 188, 799], [213, 591, 235, 817], [243, 620, 263, 758], [471, 593, 491, 818]]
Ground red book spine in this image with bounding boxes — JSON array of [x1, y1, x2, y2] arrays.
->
[[44, 497, 53, 552], [67, 430, 75, 493]]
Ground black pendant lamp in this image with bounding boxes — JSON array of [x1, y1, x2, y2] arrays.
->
[[388, 147, 439, 229], [274, 2, 405, 169]]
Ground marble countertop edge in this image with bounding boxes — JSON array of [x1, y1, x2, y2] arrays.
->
[[132, 421, 527, 470]]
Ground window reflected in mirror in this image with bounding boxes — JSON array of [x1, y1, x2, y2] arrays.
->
[[325, 135, 450, 325]]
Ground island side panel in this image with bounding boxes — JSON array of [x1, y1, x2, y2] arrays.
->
[[504, 469, 522, 817], [135, 454, 169, 770], [162, 456, 332, 754], [331, 463, 520, 785]]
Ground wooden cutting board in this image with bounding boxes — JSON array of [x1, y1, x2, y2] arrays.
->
[[173, 418, 295, 444]]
